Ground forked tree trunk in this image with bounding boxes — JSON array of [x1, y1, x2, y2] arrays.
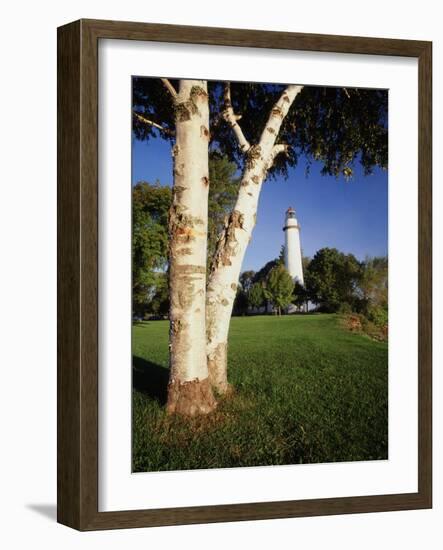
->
[[206, 85, 303, 393], [166, 80, 217, 416]]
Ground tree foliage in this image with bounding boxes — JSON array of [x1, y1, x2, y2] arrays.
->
[[356, 256, 388, 326], [292, 280, 309, 310], [132, 181, 171, 316], [249, 257, 285, 312], [148, 273, 169, 317], [233, 288, 249, 316], [133, 79, 388, 183], [264, 265, 295, 315], [248, 282, 265, 310], [132, 78, 177, 142], [305, 247, 361, 312], [239, 270, 256, 293], [358, 257, 388, 308], [253, 257, 283, 285]]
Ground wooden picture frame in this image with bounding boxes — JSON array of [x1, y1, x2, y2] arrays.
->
[[57, 18, 432, 530]]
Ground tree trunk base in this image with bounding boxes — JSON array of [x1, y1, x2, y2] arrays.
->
[[166, 377, 217, 416], [208, 342, 231, 395]]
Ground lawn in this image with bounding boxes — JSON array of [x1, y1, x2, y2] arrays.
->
[[132, 314, 388, 472]]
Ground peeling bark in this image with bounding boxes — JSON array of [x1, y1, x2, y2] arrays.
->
[[167, 80, 216, 415], [206, 85, 303, 393]]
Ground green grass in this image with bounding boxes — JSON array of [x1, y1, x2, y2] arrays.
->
[[132, 314, 388, 472]]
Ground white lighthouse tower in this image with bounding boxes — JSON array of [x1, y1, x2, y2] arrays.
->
[[283, 206, 304, 286]]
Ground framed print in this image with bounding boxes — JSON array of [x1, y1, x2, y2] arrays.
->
[[57, 19, 432, 530]]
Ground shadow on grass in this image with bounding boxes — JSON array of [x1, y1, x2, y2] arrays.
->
[[133, 356, 169, 405]]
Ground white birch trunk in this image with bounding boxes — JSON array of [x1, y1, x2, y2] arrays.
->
[[206, 85, 303, 393], [167, 80, 216, 415]]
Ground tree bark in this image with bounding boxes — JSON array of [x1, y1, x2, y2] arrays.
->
[[206, 85, 303, 393], [166, 80, 216, 416]]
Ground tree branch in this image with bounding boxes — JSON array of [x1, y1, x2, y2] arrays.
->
[[266, 144, 289, 169], [133, 111, 175, 136], [161, 78, 178, 99], [259, 85, 303, 146], [272, 143, 289, 158], [223, 82, 251, 154]]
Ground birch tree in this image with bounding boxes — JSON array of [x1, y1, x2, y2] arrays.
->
[[166, 80, 217, 415], [133, 78, 216, 415]]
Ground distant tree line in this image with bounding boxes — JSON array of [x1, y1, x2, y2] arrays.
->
[[233, 248, 388, 327]]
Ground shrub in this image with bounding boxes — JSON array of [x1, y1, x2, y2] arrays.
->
[[342, 311, 388, 342], [366, 305, 388, 329], [338, 302, 353, 314]]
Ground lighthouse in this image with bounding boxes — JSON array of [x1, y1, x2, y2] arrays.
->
[[283, 207, 304, 286]]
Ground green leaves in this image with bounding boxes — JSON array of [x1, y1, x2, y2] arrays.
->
[[305, 247, 362, 312], [132, 181, 171, 316], [285, 87, 388, 179], [264, 264, 295, 314], [248, 282, 265, 309]]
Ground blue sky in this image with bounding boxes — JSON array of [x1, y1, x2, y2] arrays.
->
[[132, 135, 387, 272]]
